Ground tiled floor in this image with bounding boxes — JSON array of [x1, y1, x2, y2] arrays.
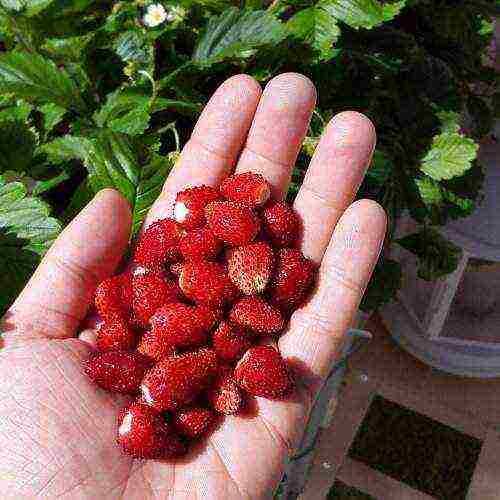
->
[[299, 314, 500, 500]]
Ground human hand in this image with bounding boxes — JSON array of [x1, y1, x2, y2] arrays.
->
[[0, 73, 385, 499]]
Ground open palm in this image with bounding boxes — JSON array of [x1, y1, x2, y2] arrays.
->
[[0, 73, 385, 499]]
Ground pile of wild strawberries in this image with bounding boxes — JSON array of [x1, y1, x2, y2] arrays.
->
[[85, 172, 316, 459]]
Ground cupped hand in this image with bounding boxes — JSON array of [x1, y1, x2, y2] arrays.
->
[[0, 73, 385, 499]]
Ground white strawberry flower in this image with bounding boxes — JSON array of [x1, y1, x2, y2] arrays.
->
[[143, 3, 167, 28]]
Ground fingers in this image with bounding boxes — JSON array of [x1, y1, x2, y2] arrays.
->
[[294, 111, 376, 263], [235, 73, 316, 200], [5, 189, 132, 342], [145, 74, 262, 226], [279, 200, 386, 396]]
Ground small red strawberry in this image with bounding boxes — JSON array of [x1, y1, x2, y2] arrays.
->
[[178, 261, 237, 308], [179, 226, 222, 261], [84, 351, 151, 394], [117, 402, 186, 459], [205, 201, 260, 246], [138, 303, 218, 358], [261, 201, 300, 248], [220, 172, 271, 208], [94, 274, 131, 322], [269, 248, 315, 311], [227, 241, 274, 295], [96, 318, 136, 352], [140, 348, 218, 411], [133, 218, 184, 268], [229, 297, 284, 335], [170, 262, 183, 276], [234, 346, 294, 399], [172, 406, 214, 438], [207, 366, 244, 415], [212, 321, 252, 363], [174, 185, 221, 229], [132, 271, 180, 327]]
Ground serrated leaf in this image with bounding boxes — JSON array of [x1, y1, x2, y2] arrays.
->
[[39, 103, 66, 133], [287, 7, 340, 60], [132, 153, 174, 235], [40, 135, 93, 164], [32, 170, 70, 195], [0, 98, 33, 123], [360, 257, 402, 311], [0, 0, 53, 15], [108, 107, 150, 136], [320, 0, 406, 30], [114, 30, 154, 70], [0, 52, 84, 110], [0, 120, 36, 173], [193, 8, 286, 64], [42, 33, 94, 62], [416, 176, 443, 206], [396, 229, 461, 280]]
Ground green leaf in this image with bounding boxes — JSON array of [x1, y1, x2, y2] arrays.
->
[[396, 229, 461, 281], [0, 52, 84, 110], [32, 170, 69, 195], [39, 103, 66, 133], [114, 30, 154, 70], [320, 0, 406, 30], [0, 120, 36, 173], [40, 135, 93, 164], [415, 176, 443, 206], [0, 98, 33, 122], [287, 7, 340, 60], [132, 153, 175, 235], [193, 8, 286, 64], [420, 111, 478, 181], [0, 0, 53, 15], [108, 106, 150, 136], [360, 257, 402, 311], [42, 33, 94, 62]]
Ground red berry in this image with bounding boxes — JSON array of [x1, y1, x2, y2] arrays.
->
[[96, 318, 136, 352], [212, 321, 252, 363], [117, 402, 186, 459], [261, 201, 300, 247], [229, 297, 284, 335], [174, 185, 221, 229], [269, 248, 315, 311], [94, 274, 131, 322], [132, 271, 180, 327], [207, 366, 244, 415], [220, 172, 271, 208], [179, 226, 222, 261], [84, 351, 151, 394], [133, 218, 184, 268], [227, 241, 274, 295], [205, 201, 260, 246], [178, 261, 237, 308], [140, 348, 218, 411], [138, 303, 218, 358], [234, 346, 294, 399], [172, 406, 214, 438]]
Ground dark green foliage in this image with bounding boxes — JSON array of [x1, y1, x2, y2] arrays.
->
[[0, 0, 497, 313]]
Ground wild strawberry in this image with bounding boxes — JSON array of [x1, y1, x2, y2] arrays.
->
[[96, 318, 136, 352], [172, 406, 214, 438], [261, 201, 300, 247], [269, 248, 315, 311], [178, 261, 237, 307], [207, 366, 244, 415], [179, 227, 222, 261], [138, 303, 218, 359], [220, 172, 271, 208], [140, 348, 218, 411], [132, 271, 180, 327], [229, 297, 284, 335], [227, 241, 274, 295], [94, 274, 131, 322], [205, 201, 260, 246], [174, 185, 221, 229], [170, 262, 183, 276], [212, 321, 252, 363], [84, 351, 151, 394], [133, 218, 184, 268], [234, 346, 294, 399], [117, 402, 186, 459]]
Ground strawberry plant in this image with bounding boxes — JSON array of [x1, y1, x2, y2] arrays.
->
[[0, 0, 498, 313]]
